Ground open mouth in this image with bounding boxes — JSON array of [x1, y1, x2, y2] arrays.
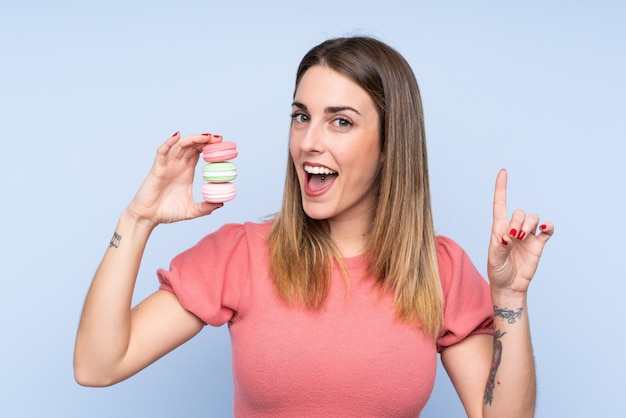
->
[[304, 164, 338, 192]]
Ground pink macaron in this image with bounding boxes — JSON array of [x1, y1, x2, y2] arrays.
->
[[201, 182, 236, 203], [202, 141, 238, 162]]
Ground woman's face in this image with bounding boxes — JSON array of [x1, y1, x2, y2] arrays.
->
[[290, 65, 382, 225]]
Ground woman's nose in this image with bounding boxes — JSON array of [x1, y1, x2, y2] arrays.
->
[[297, 122, 325, 153]]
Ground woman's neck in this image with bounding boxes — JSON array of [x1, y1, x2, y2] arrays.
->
[[328, 210, 374, 258]]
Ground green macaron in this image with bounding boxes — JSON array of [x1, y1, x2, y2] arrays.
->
[[202, 162, 237, 183]]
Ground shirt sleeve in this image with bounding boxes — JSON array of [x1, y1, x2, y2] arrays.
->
[[157, 223, 250, 327], [436, 235, 494, 353]]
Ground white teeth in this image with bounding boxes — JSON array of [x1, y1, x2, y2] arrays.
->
[[304, 165, 336, 175]]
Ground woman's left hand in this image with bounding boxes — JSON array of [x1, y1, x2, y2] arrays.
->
[[487, 169, 554, 295]]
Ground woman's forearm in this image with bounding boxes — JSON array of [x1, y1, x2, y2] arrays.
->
[[483, 292, 536, 417], [73, 209, 155, 386]]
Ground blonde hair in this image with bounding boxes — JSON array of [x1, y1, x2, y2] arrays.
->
[[267, 36, 443, 339]]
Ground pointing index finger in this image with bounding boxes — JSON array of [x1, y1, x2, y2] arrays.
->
[[493, 169, 508, 221]]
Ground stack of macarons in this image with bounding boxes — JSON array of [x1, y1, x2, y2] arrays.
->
[[200, 141, 238, 203]]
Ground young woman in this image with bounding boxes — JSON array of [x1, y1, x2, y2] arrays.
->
[[74, 36, 553, 417]]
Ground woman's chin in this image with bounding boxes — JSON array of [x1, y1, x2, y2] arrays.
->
[[303, 210, 328, 221], [301, 202, 332, 221]]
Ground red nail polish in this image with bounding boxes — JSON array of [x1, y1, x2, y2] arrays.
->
[[213, 135, 222, 139], [502, 238, 508, 246], [509, 229, 517, 237], [171, 131, 179, 137], [540, 224, 547, 231], [517, 230, 526, 240], [202, 133, 211, 136]]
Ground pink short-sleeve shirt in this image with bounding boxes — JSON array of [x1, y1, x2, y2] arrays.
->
[[158, 222, 493, 417]]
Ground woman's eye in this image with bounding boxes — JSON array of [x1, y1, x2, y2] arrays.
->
[[333, 117, 352, 128], [291, 112, 309, 123]]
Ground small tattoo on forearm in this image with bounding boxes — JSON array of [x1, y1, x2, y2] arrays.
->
[[484, 329, 507, 406], [110, 231, 121, 248], [494, 305, 523, 324]]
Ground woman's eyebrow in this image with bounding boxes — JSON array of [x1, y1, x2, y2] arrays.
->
[[325, 106, 360, 115], [291, 102, 360, 115]]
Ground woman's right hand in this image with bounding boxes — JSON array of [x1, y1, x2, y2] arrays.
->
[[126, 132, 224, 228]]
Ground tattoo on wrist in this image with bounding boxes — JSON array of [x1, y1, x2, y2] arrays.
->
[[110, 231, 121, 248], [494, 305, 523, 324], [484, 329, 507, 406]]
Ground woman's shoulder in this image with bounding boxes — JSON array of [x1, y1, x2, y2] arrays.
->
[[435, 234, 466, 258], [242, 219, 274, 238], [434, 234, 484, 286], [202, 219, 274, 243]]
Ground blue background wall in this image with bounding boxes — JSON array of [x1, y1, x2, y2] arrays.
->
[[1, 1, 624, 416]]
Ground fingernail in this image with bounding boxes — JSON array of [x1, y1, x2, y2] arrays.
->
[[212, 134, 222, 140], [509, 229, 517, 237], [502, 238, 508, 246], [540, 224, 547, 230], [517, 230, 526, 240], [202, 133, 211, 136], [171, 131, 179, 137]]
